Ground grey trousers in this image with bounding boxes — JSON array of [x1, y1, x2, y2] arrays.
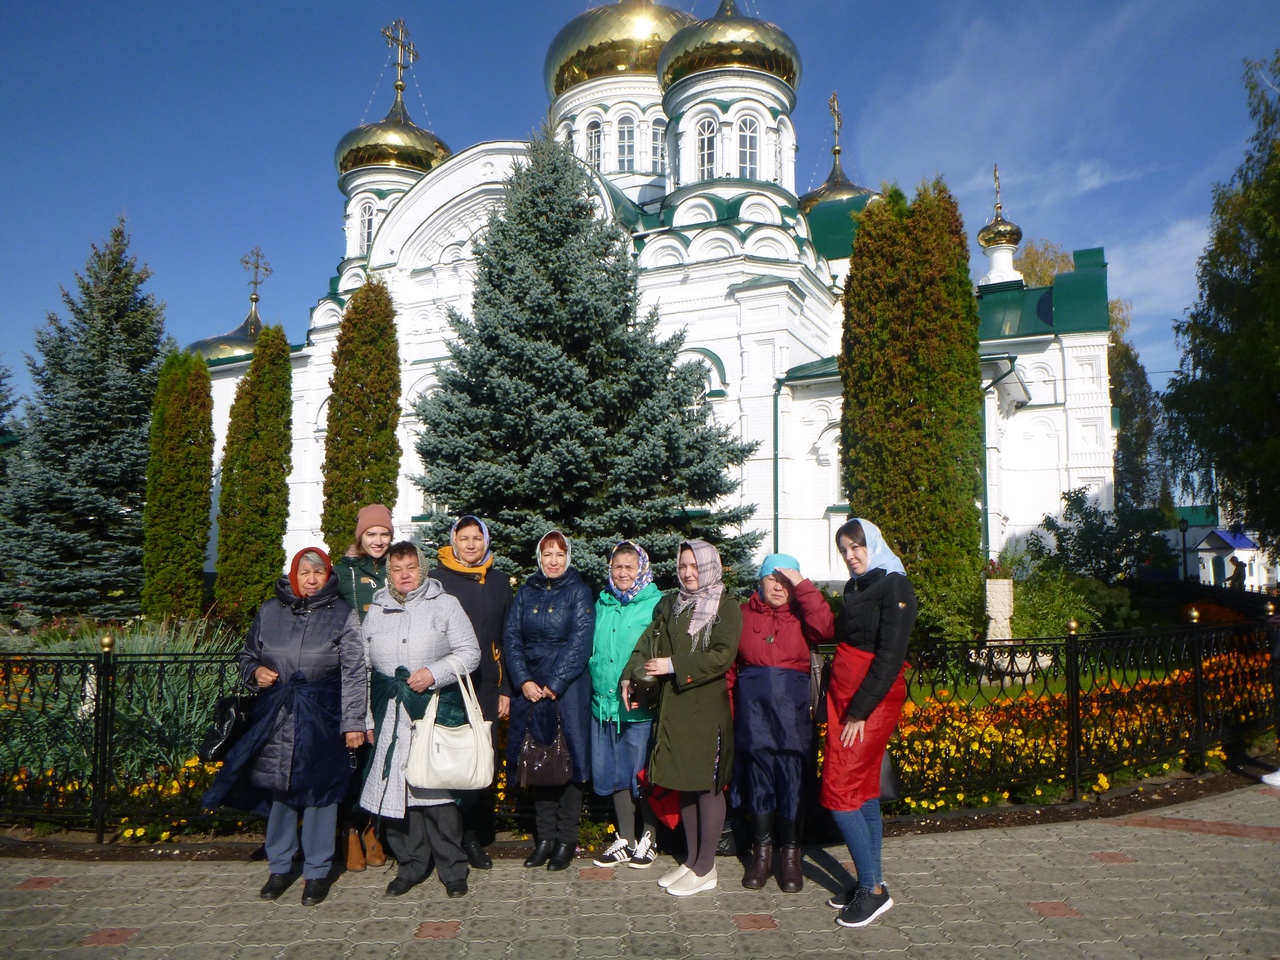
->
[[384, 804, 469, 885], [264, 799, 338, 880]]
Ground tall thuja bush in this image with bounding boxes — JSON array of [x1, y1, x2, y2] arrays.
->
[[213, 325, 292, 629], [142, 351, 214, 619], [0, 221, 169, 620], [840, 180, 984, 640], [320, 278, 401, 559], [415, 132, 758, 587]]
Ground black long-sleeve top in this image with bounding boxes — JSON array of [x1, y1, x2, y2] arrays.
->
[[836, 568, 918, 722]]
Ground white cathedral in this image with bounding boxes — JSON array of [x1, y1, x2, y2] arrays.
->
[[189, 0, 1116, 582]]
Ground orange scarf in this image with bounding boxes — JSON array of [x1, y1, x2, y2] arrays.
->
[[435, 545, 494, 584]]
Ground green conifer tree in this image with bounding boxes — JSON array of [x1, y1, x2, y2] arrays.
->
[[213, 325, 292, 629], [1164, 52, 1280, 550], [320, 278, 401, 559], [840, 180, 984, 636], [0, 360, 19, 484], [141, 351, 214, 619], [0, 221, 169, 621], [415, 133, 758, 587]]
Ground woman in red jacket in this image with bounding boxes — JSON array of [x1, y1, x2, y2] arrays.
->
[[733, 553, 834, 892]]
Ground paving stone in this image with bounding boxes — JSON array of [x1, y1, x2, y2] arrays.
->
[[727, 929, 798, 957], [569, 914, 628, 938], [682, 934, 738, 954], [457, 916, 523, 941], [128, 922, 203, 948], [462, 941, 512, 960], [573, 937, 624, 958], [627, 913, 674, 933], [232, 946, 286, 960], [236, 919, 313, 946], [506, 936, 576, 960], [621, 932, 689, 959], [11, 922, 97, 950], [346, 919, 415, 943], [281, 939, 347, 960], [399, 941, 465, 960], [345, 942, 403, 960]]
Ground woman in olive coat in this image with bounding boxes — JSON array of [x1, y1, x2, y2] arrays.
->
[[623, 540, 741, 897]]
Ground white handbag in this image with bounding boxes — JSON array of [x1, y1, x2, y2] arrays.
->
[[405, 657, 494, 791]]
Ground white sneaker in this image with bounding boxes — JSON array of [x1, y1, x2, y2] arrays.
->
[[629, 831, 657, 868], [667, 865, 717, 897], [657, 863, 690, 888], [1261, 769, 1280, 787], [592, 836, 633, 867]]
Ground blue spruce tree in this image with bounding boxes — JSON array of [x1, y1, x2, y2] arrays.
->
[[415, 133, 759, 587], [0, 222, 170, 621]]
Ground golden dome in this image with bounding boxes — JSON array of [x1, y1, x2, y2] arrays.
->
[[977, 203, 1023, 249], [657, 0, 800, 91], [544, 0, 695, 100], [335, 82, 451, 175], [799, 146, 874, 215], [186, 295, 265, 362]]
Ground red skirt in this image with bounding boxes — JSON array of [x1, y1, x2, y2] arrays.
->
[[819, 645, 906, 812]]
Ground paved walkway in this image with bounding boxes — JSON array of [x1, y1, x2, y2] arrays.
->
[[2, 785, 1277, 959]]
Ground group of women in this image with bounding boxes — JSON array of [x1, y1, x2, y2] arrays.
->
[[205, 506, 917, 930]]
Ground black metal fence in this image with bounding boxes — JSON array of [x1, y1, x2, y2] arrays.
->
[[1, 618, 1275, 840]]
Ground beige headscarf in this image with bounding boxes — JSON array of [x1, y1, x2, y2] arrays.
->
[[672, 539, 724, 650]]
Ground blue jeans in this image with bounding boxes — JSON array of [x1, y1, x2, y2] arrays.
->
[[830, 799, 883, 889]]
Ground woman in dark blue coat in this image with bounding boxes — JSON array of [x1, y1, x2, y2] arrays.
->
[[504, 530, 595, 871]]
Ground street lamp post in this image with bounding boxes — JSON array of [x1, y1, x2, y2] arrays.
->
[[1178, 518, 1190, 581]]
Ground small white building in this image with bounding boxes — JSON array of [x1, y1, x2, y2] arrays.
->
[[189, 0, 1117, 580]]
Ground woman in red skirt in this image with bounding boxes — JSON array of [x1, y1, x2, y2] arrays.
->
[[820, 518, 917, 928]]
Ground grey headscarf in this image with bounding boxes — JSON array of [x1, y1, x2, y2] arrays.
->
[[671, 539, 724, 651]]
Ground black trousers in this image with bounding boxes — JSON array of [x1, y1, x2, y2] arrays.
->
[[383, 804, 468, 885], [534, 781, 584, 846]]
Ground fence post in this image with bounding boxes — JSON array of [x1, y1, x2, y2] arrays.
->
[[92, 635, 115, 844], [1189, 609, 1206, 774], [1065, 620, 1081, 802], [1267, 602, 1279, 739]]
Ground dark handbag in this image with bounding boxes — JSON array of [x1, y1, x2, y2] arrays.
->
[[516, 703, 573, 788], [879, 749, 902, 802], [198, 694, 256, 763], [809, 648, 830, 722]]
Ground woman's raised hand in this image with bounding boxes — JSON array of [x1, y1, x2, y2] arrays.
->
[[643, 657, 673, 677]]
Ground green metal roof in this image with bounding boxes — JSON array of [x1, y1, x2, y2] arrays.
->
[[977, 247, 1111, 341], [805, 193, 875, 261], [1176, 504, 1219, 527], [783, 355, 838, 383]]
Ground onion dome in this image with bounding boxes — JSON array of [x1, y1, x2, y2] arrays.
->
[[186, 295, 265, 362], [544, 0, 694, 100], [335, 81, 451, 175], [800, 146, 877, 261], [977, 201, 1023, 249], [657, 0, 801, 92]]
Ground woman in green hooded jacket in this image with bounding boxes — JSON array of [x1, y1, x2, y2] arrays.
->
[[587, 541, 663, 868]]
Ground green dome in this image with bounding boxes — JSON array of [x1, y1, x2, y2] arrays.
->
[[799, 147, 877, 261]]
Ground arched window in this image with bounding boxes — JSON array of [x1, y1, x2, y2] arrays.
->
[[737, 116, 759, 179], [696, 117, 717, 181], [359, 202, 375, 255], [586, 120, 602, 168], [617, 116, 635, 171], [651, 118, 667, 174]]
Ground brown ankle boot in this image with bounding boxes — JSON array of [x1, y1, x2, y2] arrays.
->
[[741, 843, 773, 889], [362, 823, 387, 867], [776, 845, 803, 892], [345, 828, 366, 872]]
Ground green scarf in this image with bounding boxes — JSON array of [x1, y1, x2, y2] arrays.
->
[[369, 666, 467, 782]]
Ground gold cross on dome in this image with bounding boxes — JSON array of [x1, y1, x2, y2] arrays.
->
[[828, 91, 843, 146], [993, 164, 1002, 207], [382, 19, 417, 88], [240, 247, 273, 298]]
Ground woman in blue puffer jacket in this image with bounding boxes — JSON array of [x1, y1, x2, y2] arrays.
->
[[503, 530, 595, 871]]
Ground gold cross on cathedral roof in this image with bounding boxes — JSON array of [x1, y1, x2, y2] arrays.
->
[[382, 19, 417, 88], [828, 91, 843, 147], [240, 247, 272, 300]]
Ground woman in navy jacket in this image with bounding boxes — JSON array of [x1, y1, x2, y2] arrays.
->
[[503, 530, 595, 871]]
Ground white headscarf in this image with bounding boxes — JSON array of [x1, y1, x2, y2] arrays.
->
[[856, 518, 906, 576]]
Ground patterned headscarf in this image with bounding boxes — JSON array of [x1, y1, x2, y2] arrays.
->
[[606, 540, 653, 604], [450, 516, 491, 563], [672, 539, 724, 649], [857, 518, 907, 577]]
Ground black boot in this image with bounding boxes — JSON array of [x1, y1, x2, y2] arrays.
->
[[524, 839, 555, 868], [741, 812, 775, 890], [547, 841, 575, 871], [776, 817, 803, 893]]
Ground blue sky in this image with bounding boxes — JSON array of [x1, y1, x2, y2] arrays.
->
[[1, 0, 1273, 401]]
